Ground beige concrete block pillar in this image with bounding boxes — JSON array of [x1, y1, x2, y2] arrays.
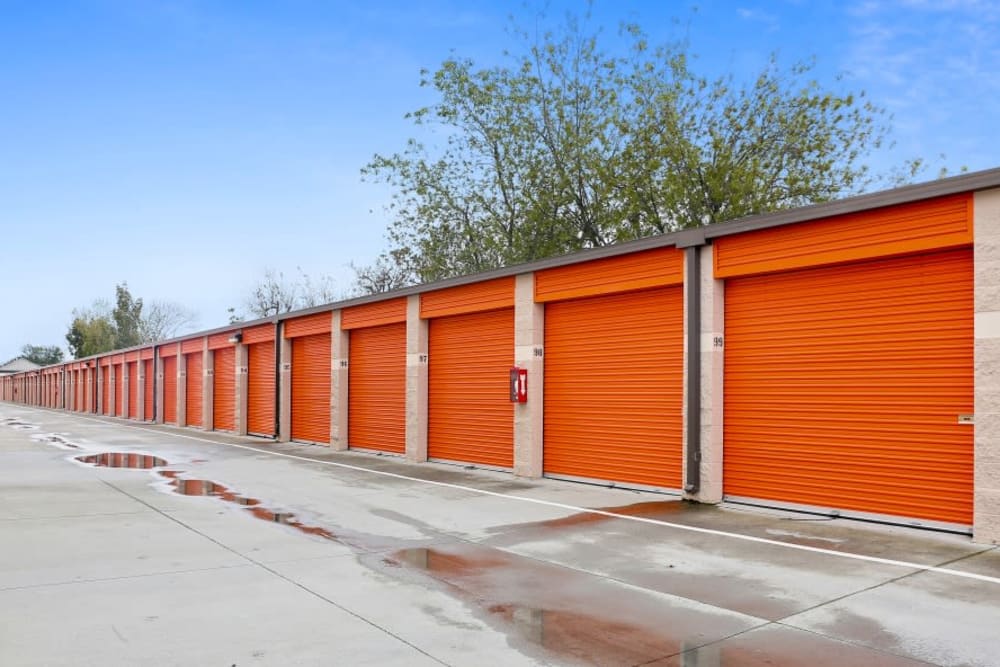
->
[[685, 244, 725, 504], [107, 368, 115, 415], [405, 294, 429, 462], [155, 355, 165, 424], [278, 331, 292, 442], [203, 340, 213, 431], [975, 187, 1000, 544], [331, 310, 350, 451], [513, 272, 544, 478], [236, 343, 248, 436], [177, 351, 187, 427]]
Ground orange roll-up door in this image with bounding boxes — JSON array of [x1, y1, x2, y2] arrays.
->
[[428, 308, 514, 467], [128, 362, 138, 419], [102, 367, 111, 415], [348, 322, 406, 453], [163, 356, 178, 424], [724, 248, 974, 526], [143, 359, 154, 421], [213, 347, 235, 432], [544, 287, 684, 489], [247, 342, 276, 437], [185, 352, 203, 427], [113, 365, 123, 416], [291, 333, 331, 443]]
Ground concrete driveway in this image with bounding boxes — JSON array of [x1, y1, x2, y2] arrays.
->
[[1, 405, 998, 667]]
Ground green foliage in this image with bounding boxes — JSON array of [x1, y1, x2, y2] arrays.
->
[[65, 284, 198, 358], [360, 13, 904, 287], [20, 344, 64, 366], [113, 283, 143, 349], [66, 301, 117, 359]]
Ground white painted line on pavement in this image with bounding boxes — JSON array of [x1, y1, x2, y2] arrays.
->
[[13, 407, 1000, 587]]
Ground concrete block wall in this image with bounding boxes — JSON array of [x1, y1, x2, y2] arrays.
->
[[975, 188, 1000, 544]]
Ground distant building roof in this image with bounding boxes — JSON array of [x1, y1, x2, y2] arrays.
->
[[0, 357, 42, 374]]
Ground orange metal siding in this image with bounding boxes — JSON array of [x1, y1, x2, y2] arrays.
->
[[181, 338, 203, 355], [208, 332, 235, 350], [285, 312, 332, 338], [102, 367, 111, 415], [428, 308, 514, 467], [143, 359, 154, 421], [544, 287, 684, 488], [243, 324, 275, 345], [714, 194, 973, 279], [348, 322, 406, 453], [213, 347, 236, 431], [535, 247, 684, 302], [127, 362, 138, 419], [163, 356, 178, 424], [342, 297, 408, 330], [113, 365, 123, 416], [291, 333, 331, 443], [724, 248, 974, 525], [247, 341, 276, 436], [421, 277, 515, 319], [185, 352, 203, 427]]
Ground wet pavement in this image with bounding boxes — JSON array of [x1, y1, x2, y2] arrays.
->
[[1, 405, 998, 666]]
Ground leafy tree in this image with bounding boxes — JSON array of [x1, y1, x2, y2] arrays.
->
[[360, 14, 910, 285], [351, 254, 413, 296], [20, 344, 64, 366], [66, 301, 117, 358], [66, 286, 199, 358], [113, 282, 143, 348]]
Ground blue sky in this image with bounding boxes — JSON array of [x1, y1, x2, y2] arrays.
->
[[2, 0, 998, 360]]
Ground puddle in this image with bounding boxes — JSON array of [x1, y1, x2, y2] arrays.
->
[[384, 545, 741, 666], [76, 453, 169, 469], [158, 471, 337, 541]]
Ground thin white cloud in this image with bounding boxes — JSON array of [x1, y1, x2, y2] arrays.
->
[[845, 0, 1000, 172], [737, 7, 780, 30]]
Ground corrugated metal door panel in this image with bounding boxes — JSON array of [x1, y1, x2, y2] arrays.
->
[[535, 247, 684, 303], [247, 341, 276, 437], [714, 193, 972, 279], [128, 362, 138, 419], [724, 248, 974, 525], [163, 356, 177, 424], [421, 277, 515, 318], [185, 352, 203, 427], [291, 333, 331, 443], [213, 347, 236, 432], [102, 367, 111, 415], [143, 360, 154, 421], [428, 308, 514, 467], [181, 338, 203, 354], [544, 287, 684, 489], [114, 365, 123, 416], [348, 322, 406, 453]]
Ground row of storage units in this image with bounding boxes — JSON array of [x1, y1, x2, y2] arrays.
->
[[2, 179, 993, 537]]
